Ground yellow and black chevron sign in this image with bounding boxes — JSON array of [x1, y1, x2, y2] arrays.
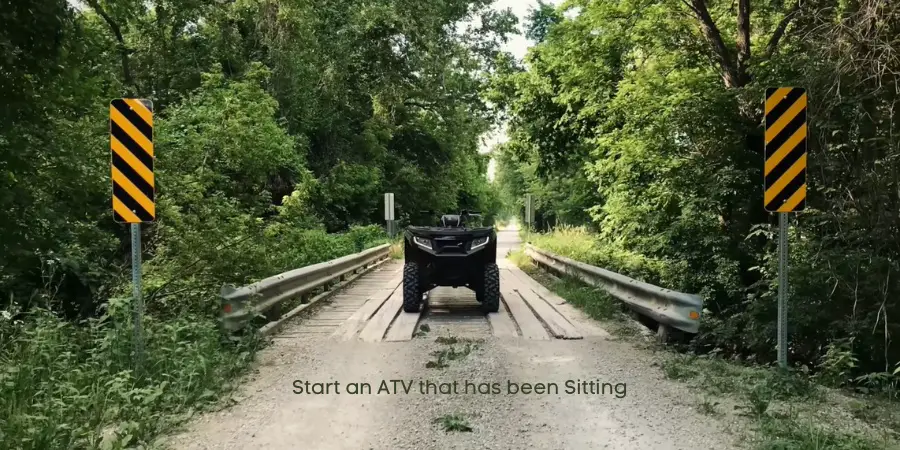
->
[[764, 87, 807, 212], [110, 98, 155, 223]]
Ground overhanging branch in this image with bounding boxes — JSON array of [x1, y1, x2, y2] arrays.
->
[[765, 0, 803, 58], [85, 0, 136, 94], [688, 0, 742, 87]]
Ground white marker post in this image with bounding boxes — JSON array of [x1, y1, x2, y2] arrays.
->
[[525, 194, 533, 240], [384, 193, 395, 237]]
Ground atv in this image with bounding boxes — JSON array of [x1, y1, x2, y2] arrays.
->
[[401, 211, 500, 313]]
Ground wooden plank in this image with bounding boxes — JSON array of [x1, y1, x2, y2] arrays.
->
[[384, 301, 422, 342], [504, 272, 582, 340], [486, 299, 519, 338], [505, 265, 568, 305], [358, 290, 403, 342], [500, 283, 549, 340], [331, 273, 401, 341], [505, 262, 610, 338]]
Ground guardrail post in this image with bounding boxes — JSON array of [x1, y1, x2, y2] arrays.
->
[[657, 324, 669, 343], [264, 303, 282, 322]]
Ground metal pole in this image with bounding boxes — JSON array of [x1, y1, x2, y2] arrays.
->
[[131, 223, 144, 372], [777, 212, 789, 369]]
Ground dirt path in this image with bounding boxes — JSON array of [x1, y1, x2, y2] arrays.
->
[[163, 231, 743, 450]]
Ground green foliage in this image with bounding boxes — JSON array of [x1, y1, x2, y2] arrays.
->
[[434, 413, 473, 432], [0, 0, 513, 446], [493, 0, 900, 384], [0, 307, 257, 449], [817, 338, 861, 388], [753, 415, 886, 450]]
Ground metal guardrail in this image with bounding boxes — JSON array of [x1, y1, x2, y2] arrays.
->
[[221, 244, 391, 334], [524, 244, 702, 335]]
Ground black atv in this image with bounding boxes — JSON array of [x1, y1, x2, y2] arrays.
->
[[402, 211, 500, 313]]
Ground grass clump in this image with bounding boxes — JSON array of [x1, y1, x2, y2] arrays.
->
[[413, 323, 431, 338], [697, 397, 721, 416], [659, 354, 897, 449], [507, 249, 534, 270], [435, 336, 481, 346], [434, 413, 473, 432], [660, 354, 820, 401], [389, 238, 404, 259], [425, 336, 478, 369], [753, 415, 889, 450], [0, 307, 257, 449]]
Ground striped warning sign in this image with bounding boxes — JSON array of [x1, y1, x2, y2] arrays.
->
[[110, 98, 155, 223], [764, 87, 807, 212]]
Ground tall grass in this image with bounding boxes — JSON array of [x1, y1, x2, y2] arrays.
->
[[0, 307, 258, 449], [528, 226, 670, 286], [0, 225, 389, 449]]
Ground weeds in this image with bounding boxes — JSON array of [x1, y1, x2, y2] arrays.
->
[[697, 398, 721, 416], [389, 239, 404, 260], [754, 414, 887, 450], [741, 384, 773, 418], [413, 324, 431, 338], [660, 355, 819, 401], [507, 249, 534, 270], [434, 413, 473, 432], [435, 336, 481, 345], [0, 307, 258, 449], [511, 252, 619, 322], [425, 335, 478, 369]]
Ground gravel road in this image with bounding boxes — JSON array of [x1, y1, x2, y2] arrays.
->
[[163, 229, 744, 450]]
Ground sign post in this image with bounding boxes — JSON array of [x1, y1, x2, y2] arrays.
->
[[524, 194, 533, 240], [384, 193, 395, 237], [110, 98, 155, 372], [764, 87, 808, 369]]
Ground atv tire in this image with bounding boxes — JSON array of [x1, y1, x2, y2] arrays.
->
[[403, 262, 422, 313], [480, 263, 500, 313]]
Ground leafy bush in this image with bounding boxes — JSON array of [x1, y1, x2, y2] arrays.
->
[[344, 225, 389, 252], [0, 306, 257, 449]]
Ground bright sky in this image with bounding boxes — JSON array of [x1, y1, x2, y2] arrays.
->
[[481, 0, 564, 180]]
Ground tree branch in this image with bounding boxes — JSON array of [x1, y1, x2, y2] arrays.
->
[[736, 0, 751, 77], [403, 99, 437, 110], [765, 0, 803, 58], [688, 0, 742, 87], [85, 0, 136, 95]]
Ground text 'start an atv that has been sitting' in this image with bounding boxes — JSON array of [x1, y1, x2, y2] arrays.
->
[[401, 211, 499, 313]]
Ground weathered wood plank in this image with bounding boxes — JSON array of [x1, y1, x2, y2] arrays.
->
[[500, 279, 549, 340], [331, 273, 401, 341], [486, 298, 519, 338], [384, 302, 422, 342], [358, 290, 403, 342], [503, 272, 582, 340], [505, 264, 610, 338]]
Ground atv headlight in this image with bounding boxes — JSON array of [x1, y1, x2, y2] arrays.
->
[[471, 236, 489, 249], [413, 236, 432, 250]]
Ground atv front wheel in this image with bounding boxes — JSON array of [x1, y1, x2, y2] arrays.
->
[[402, 262, 422, 313], [480, 263, 500, 313]]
